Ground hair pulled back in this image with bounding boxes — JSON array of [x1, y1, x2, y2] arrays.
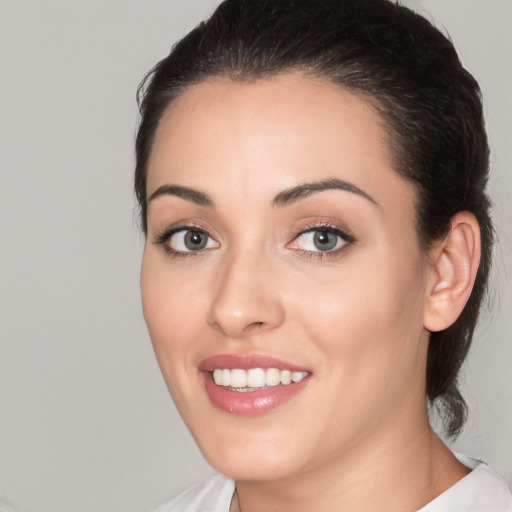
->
[[135, 0, 493, 438]]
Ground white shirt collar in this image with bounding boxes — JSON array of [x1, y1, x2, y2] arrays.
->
[[418, 454, 512, 512]]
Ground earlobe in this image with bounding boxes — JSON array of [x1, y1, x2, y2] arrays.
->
[[424, 212, 481, 332]]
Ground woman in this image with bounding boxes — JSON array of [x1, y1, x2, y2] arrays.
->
[[135, 0, 512, 510]]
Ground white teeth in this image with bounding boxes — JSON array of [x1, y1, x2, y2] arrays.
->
[[280, 370, 292, 385], [265, 368, 281, 386], [230, 369, 247, 388], [213, 369, 223, 385], [211, 368, 309, 388], [247, 368, 266, 388], [292, 371, 308, 383]]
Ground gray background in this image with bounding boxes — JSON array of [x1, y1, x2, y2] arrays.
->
[[0, 1, 510, 511]]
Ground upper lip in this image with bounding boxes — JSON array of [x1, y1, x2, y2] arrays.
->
[[198, 353, 311, 372]]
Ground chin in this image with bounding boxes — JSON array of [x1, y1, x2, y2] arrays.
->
[[207, 452, 301, 482], [190, 420, 308, 481]]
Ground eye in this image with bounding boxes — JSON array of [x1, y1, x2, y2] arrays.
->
[[288, 226, 353, 254], [155, 227, 219, 255]]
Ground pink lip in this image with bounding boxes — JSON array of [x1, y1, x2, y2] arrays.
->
[[199, 354, 310, 372], [199, 354, 311, 416]]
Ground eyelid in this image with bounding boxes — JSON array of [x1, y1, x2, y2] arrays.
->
[[293, 222, 355, 243], [287, 222, 355, 258], [151, 220, 354, 259], [153, 223, 220, 256], [152, 219, 216, 243]]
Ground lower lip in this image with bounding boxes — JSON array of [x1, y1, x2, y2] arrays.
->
[[202, 372, 310, 416]]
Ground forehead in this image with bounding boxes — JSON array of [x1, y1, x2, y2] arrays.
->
[[147, 73, 415, 216]]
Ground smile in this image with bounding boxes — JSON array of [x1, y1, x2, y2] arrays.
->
[[212, 368, 309, 389], [200, 355, 312, 415]]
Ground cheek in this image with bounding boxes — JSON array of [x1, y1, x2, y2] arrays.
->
[[292, 249, 427, 385], [296, 267, 427, 447], [140, 253, 204, 367], [140, 252, 214, 418]]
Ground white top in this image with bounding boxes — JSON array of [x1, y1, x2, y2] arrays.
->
[[153, 455, 512, 512]]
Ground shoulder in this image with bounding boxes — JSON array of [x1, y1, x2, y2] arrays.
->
[[419, 454, 512, 512], [152, 474, 235, 512]]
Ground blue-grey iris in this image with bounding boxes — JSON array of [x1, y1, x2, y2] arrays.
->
[[184, 230, 208, 250], [314, 231, 338, 251]]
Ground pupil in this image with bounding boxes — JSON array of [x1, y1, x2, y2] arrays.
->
[[313, 231, 337, 251], [184, 230, 207, 250]]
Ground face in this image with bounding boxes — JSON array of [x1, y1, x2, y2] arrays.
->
[[141, 74, 432, 482]]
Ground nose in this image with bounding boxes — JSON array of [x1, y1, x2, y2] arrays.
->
[[207, 251, 285, 338]]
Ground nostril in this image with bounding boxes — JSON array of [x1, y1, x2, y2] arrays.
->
[[245, 321, 265, 334]]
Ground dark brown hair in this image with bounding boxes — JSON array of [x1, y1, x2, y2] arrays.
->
[[135, 0, 493, 437]]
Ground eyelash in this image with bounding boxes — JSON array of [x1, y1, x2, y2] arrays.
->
[[153, 222, 355, 259], [154, 224, 217, 258], [289, 223, 355, 260]]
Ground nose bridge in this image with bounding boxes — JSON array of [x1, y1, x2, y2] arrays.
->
[[208, 244, 285, 337]]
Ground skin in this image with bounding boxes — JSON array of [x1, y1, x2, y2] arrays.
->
[[141, 74, 470, 512]]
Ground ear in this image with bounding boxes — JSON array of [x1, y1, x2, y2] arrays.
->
[[424, 212, 481, 332]]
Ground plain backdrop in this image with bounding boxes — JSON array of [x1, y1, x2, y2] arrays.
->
[[0, 1, 510, 511]]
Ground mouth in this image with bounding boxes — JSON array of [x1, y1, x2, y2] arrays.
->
[[212, 367, 309, 390], [199, 354, 311, 415]]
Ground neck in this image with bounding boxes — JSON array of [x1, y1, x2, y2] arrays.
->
[[233, 416, 469, 512]]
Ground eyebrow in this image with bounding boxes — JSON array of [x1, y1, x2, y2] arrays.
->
[[272, 178, 378, 207], [147, 178, 378, 209], [147, 184, 214, 207]]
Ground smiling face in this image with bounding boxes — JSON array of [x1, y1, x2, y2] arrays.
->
[[141, 74, 433, 482]]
